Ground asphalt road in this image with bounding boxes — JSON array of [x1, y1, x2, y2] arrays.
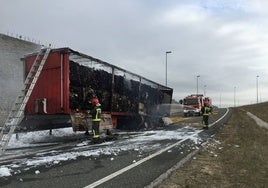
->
[[0, 108, 231, 188]]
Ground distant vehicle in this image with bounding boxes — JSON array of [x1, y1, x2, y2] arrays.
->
[[180, 94, 212, 117]]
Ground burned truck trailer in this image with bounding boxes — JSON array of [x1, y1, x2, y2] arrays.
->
[[19, 48, 173, 131]]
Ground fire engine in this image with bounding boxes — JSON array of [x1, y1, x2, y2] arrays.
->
[[182, 94, 212, 117]]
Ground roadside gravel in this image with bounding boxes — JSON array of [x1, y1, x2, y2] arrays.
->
[[157, 104, 268, 188]]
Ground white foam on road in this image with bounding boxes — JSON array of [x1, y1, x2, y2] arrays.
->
[[84, 129, 203, 188], [0, 109, 231, 178], [86, 108, 231, 188], [0, 127, 201, 178]]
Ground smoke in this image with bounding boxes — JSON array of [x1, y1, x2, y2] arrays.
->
[[153, 103, 184, 117]]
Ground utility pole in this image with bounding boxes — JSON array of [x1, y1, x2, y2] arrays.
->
[[220, 93, 222, 108], [204, 85, 207, 96], [256, 75, 259, 103], [234, 86, 236, 107], [196, 75, 200, 94]]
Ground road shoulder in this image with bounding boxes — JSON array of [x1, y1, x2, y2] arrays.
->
[[157, 108, 268, 188]]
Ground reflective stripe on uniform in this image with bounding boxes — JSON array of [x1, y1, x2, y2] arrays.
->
[[92, 130, 100, 138], [93, 108, 101, 121], [203, 107, 210, 116]]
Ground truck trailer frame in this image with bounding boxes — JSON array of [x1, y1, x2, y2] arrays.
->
[[19, 48, 173, 131]]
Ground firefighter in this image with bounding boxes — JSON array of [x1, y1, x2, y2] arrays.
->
[[90, 97, 102, 142], [201, 102, 212, 129]]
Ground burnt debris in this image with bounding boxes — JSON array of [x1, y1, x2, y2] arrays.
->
[[69, 60, 172, 115]]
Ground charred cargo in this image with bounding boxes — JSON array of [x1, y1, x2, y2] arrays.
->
[[19, 48, 173, 131]]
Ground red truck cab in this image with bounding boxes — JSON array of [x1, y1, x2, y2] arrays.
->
[[181, 94, 212, 117]]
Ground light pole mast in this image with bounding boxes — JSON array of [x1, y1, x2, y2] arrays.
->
[[256, 75, 259, 103], [220, 93, 222, 108], [196, 75, 200, 94], [234, 86, 236, 107], [165, 51, 172, 86]]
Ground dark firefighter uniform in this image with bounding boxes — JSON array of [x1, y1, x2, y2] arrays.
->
[[201, 104, 212, 129], [91, 98, 102, 140]]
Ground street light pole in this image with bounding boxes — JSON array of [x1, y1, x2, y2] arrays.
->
[[220, 93, 222, 108], [165, 51, 172, 86], [204, 85, 207, 96], [196, 75, 200, 94], [256, 75, 259, 103], [234, 86, 236, 107]]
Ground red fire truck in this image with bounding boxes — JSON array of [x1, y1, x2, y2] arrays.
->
[[182, 94, 212, 117]]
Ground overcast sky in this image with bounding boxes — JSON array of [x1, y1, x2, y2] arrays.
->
[[1, 0, 268, 107]]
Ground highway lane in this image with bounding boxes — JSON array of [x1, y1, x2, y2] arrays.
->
[[0, 108, 230, 188], [87, 108, 231, 188]]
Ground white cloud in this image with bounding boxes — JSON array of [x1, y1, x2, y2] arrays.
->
[[161, 5, 207, 25], [0, 0, 268, 106]]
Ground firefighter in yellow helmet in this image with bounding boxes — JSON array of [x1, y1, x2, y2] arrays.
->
[[90, 97, 102, 142], [201, 101, 212, 129]]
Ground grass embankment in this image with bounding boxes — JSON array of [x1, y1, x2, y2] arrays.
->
[[158, 103, 268, 188]]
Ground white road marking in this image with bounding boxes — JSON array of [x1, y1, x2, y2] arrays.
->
[[84, 134, 200, 188], [85, 108, 230, 188], [209, 108, 229, 127]]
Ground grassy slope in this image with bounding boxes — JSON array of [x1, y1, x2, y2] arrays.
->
[[158, 103, 268, 188], [241, 101, 268, 122]]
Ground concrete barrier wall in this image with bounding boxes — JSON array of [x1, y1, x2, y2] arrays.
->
[[0, 33, 41, 124]]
